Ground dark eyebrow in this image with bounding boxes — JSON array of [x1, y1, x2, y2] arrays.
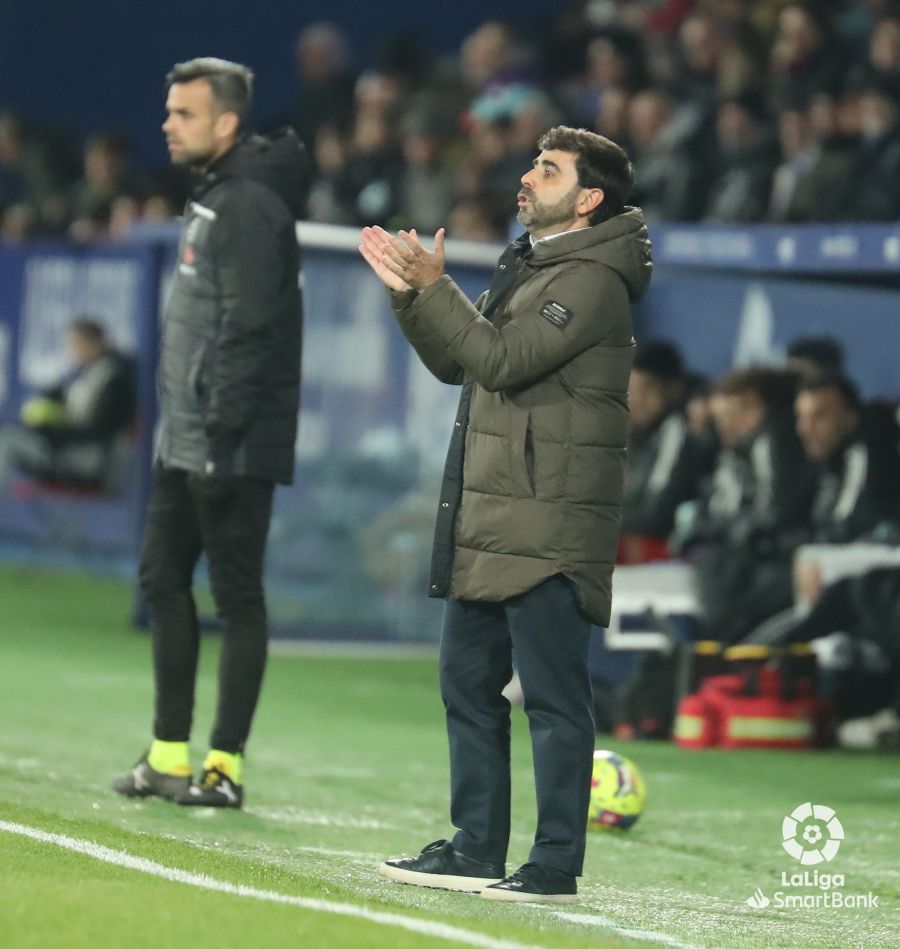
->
[[532, 158, 561, 172]]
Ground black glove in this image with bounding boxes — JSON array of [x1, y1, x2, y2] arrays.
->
[[190, 435, 238, 504]]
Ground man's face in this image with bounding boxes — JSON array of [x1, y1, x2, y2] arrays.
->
[[162, 79, 232, 168], [795, 388, 858, 460], [68, 331, 101, 369], [712, 391, 765, 447], [628, 370, 668, 430], [517, 148, 599, 239]]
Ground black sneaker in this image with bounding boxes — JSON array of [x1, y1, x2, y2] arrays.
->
[[176, 767, 243, 809], [378, 839, 504, 892], [482, 862, 578, 904], [112, 755, 191, 802]]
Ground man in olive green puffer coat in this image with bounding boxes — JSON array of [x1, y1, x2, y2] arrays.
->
[[360, 126, 652, 903]]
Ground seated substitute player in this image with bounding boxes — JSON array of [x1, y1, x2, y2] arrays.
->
[[0, 317, 135, 493], [359, 126, 651, 903]]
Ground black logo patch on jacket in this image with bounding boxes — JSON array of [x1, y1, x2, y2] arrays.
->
[[540, 300, 574, 328]]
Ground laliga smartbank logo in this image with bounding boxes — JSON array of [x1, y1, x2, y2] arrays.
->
[[745, 802, 879, 911], [782, 801, 843, 864]]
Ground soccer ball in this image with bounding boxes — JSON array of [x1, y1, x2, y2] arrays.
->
[[587, 749, 646, 831]]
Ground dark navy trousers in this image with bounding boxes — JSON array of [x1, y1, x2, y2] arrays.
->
[[439, 575, 594, 876]]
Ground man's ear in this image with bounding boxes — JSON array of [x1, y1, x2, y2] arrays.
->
[[579, 188, 605, 216], [215, 110, 240, 142]]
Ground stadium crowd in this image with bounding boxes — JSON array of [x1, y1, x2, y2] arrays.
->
[[3, 0, 900, 242]]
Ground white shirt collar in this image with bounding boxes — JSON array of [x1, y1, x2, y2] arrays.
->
[[530, 226, 591, 247]]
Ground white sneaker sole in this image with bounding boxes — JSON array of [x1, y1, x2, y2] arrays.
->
[[378, 862, 501, 893], [481, 887, 577, 904]]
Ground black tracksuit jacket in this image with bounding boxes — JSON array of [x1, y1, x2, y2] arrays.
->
[[157, 130, 307, 484]]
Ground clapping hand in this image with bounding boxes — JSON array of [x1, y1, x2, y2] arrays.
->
[[359, 226, 446, 292]]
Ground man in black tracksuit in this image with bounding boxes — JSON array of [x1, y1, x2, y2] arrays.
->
[[620, 340, 707, 562], [795, 375, 900, 545], [114, 58, 306, 808], [682, 368, 816, 644]]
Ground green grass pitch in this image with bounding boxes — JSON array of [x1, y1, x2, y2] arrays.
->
[[0, 564, 897, 948]]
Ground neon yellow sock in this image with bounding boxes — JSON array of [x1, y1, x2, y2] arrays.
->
[[204, 750, 243, 784], [147, 740, 192, 776]]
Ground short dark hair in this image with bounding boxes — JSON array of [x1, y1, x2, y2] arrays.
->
[[633, 340, 684, 381], [537, 126, 634, 224], [787, 335, 845, 375], [166, 58, 254, 121], [69, 318, 107, 346], [716, 367, 798, 408], [797, 373, 861, 412]]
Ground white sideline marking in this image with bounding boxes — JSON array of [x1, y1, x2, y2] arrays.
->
[[0, 820, 539, 949], [1, 821, 713, 949], [553, 911, 708, 949]]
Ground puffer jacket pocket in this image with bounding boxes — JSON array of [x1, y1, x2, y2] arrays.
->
[[188, 341, 210, 402], [508, 408, 535, 497]]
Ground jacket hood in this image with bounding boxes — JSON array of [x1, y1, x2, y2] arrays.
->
[[528, 206, 653, 301], [195, 128, 309, 218]]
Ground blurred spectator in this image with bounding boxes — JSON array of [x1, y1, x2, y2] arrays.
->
[[840, 76, 900, 220], [846, 12, 900, 89], [283, 23, 357, 151], [107, 194, 142, 241], [559, 28, 649, 126], [680, 367, 815, 644], [460, 87, 564, 237], [0, 318, 136, 492], [391, 109, 456, 233], [306, 125, 355, 224], [0, 111, 73, 238], [592, 83, 634, 149], [871, 13, 900, 78], [703, 93, 779, 222], [683, 371, 721, 486], [446, 196, 508, 242], [767, 98, 817, 220], [628, 86, 710, 220], [142, 191, 179, 222], [454, 116, 521, 232], [620, 341, 705, 563], [674, 9, 763, 106], [769, 3, 848, 110], [68, 132, 131, 242], [307, 71, 404, 226], [342, 71, 405, 225], [459, 21, 523, 95], [0, 202, 39, 243]]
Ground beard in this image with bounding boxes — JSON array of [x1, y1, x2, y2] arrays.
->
[[516, 183, 581, 232], [167, 138, 218, 170]]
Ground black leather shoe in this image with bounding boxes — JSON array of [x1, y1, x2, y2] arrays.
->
[[112, 755, 191, 802], [378, 839, 504, 892], [175, 767, 243, 809], [482, 862, 577, 903]]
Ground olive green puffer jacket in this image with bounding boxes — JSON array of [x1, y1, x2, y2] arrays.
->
[[389, 207, 652, 625]]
